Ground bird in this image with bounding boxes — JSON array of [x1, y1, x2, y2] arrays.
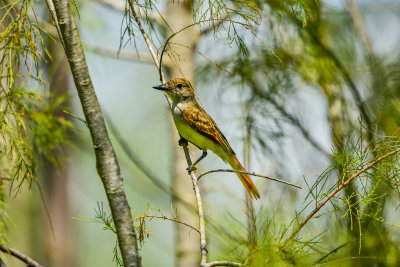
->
[[152, 78, 260, 199]]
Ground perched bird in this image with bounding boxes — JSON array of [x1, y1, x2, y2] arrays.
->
[[153, 78, 260, 199]]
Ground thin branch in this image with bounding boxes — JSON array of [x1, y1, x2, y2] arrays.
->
[[49, 0, 141, 265], [44, 0, 65, 48], [181, 143, 208, 267], [136, 215, 200, 234], [35, 16, 59, 39], [127, 0, 166, 83], [0, 244, 43, 267], [159, 18, 230, 81], [314, 242, 349, 264], [198, 169, 301, 189], [207, 261, 244, 267], [280, 148, 400, 248]]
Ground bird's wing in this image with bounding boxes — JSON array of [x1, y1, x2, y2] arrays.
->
[[183, 104, 234, 154]]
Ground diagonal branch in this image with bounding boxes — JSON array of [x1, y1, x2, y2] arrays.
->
[[127, 0, 166, 83], [48, 0, 141, 266], [136, 215, 200, 234], [197, 169, 301, 189], [0, 244, 43, 267], [280, 147, 400, 248]]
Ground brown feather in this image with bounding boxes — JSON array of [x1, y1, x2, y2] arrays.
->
[[182, 104, 234, 154]]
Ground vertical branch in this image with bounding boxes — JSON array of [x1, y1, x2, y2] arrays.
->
[[244, 113, 257, 250], [125, 1, 201, 266], [127, 0, 165, 83], [48, 0, 140, 266], [181, 144, 207, 267]]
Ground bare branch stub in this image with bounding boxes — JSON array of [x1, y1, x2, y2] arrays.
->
[[0, 244, 43, 267]]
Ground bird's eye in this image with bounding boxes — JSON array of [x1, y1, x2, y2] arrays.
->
[[177, 84, 183, 89]]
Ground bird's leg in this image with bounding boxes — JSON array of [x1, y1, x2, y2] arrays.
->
[[187, 150, 207, 173], [178, 137, 188, 146]]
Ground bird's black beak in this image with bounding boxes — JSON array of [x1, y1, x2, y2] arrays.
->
[[152, 84, 170, 91]]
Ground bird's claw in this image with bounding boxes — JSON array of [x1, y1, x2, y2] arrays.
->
[[186, 165, 197, 174], [178, 138, 188, 146]]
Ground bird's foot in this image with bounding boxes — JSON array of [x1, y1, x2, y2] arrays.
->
[[178, 138, 188, 146], [186, 165, 197, 174]]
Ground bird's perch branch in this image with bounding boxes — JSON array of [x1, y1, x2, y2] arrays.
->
[[280, 148, 400, 248], [125, 2, 244, 265], [198, 169, 301, 189], [0, 244, 43, 267], [181, 143, 208, 266]]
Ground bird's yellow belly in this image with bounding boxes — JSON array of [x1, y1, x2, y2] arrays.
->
[[172, 114, 228, 162]]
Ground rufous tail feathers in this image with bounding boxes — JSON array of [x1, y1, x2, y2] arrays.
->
[[229, 155, 260, 199]]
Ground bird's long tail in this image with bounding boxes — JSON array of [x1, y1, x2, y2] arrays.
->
[[229, 155, 260, 199]]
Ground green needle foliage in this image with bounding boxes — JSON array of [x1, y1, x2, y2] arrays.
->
[[208, 133, 400, 266], [0, 0, 72, 245]]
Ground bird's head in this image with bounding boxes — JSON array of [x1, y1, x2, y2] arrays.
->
[[152, 78, 195, 102]]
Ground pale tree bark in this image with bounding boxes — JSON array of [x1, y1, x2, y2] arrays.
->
[[163, 1, 201, 266], [47, 0, 141, 266]]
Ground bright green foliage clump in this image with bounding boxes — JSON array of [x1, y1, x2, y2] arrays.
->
[[0, 0, 72, 245]]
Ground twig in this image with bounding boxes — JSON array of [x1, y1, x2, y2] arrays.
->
[[198, 169, 301, 189], [136, 215, 200, 234], [207, 261, 244, 267], [44, 0, 65, 48], [181, 143, 208, 267], [0, 244, 43, 267], [127, 0, 166, 83], [280, 148, 400, 248], [314, 242, 349, 264]]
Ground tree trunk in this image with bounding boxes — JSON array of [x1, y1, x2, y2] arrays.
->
[[48, 0, 141, 265]]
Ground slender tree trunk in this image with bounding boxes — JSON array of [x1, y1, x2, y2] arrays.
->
[[47, 1, 141, 265], [163, 1, 201, 266], [244, 115, 257, 260]]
